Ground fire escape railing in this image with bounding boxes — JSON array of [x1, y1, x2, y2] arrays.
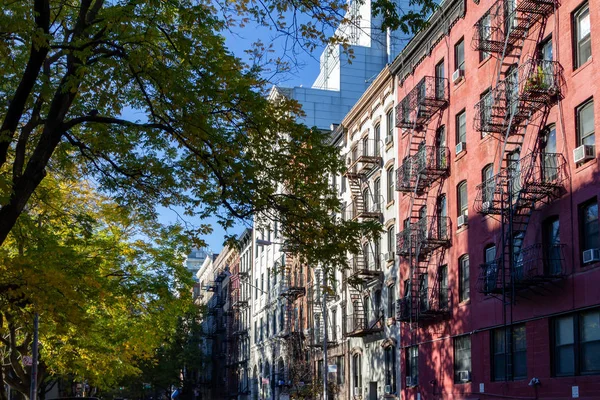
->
[[395, 76, 449, 129], [345, 309, 384, 336], [396, 216, 452, 257], [396, 287, 451, 322], [474, 59, 563, 135], [478, 244, 566, 294], [396, 145, 450, 193], [471, 0, 556, 55], [343, 195, 384, 221], [474, 151, 567, 214], [346, 138, 382, 175], [347, 249, 383, 281]]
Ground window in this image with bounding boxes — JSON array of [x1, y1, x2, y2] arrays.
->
[[492, 324, 527, 381], [375, 124, 381, 155], [577, 99, 595, 148], [439, 265, 449, 309], [254, 321, 258, 343], [353, 353, 362, 389], [255, 278, 258, 297], [435, 59, 445, 99], [482, 163, 495, 203], [573, 3, 592, 69], [455, 38, 465, 72], [454, 336, 472, 383], [456, 110, 467, 144], [334, 356, 345, 385], [553, 309, 600, 376], [480, 89, 493, 137], [407, 346, 418, 386], [261, 273, 264, 292], [388, 284, 395, 319], [260, 318, 264, 341], [479, 14, 491, 62], [387, 167, 394, 203], [459, 255, 470, 302], [543, 217, 562, 275], [331, 308, 337, 342], [387, 225, 395, 254], [374, 178, 381, 208], [385, 346, 397, 393], [457, 180, 468, 217], [341, 176, 346, 193], [580, 199, 599, 260], [386, 108, 394, 140]]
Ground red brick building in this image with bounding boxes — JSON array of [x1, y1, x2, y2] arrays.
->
[[392, 0, 600, 398]]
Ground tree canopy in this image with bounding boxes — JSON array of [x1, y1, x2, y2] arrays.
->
[[0, 0, 438, 269], [0, 171, 193, 398]]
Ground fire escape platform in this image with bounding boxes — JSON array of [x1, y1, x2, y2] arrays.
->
[[477, 244, 567, 295], [474, 151, 567, 215], [395, 76, 449, 130], [396, 146, 450, 193]]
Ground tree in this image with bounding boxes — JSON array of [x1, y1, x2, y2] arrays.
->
[[0, 0, 441, 270], [0, 171, 194, 399]]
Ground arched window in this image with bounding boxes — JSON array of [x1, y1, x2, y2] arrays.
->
[[437, 194, 447, 238], [482, 164, 494, 204], [457, 180, 468, 218]]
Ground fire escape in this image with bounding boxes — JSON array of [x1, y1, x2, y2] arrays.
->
[[471, 0, 566, 297], [471, 0, 567, 382], [343, 137, 384, 337], [395, 76, 451, 325]]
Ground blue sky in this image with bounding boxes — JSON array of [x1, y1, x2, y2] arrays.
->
[[157, 20, 325, 253]]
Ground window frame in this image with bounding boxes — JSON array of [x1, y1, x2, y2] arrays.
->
[[454, 335, 472, 383], [579, 197, 599, 262], [552, 309, 600, 377], [455, 38, 465, 72], [573, 2, 592, 69], [491, 324, 527, 381], [459, 255, 470, 302], [386, 109, 394, 141], [457, 180, 468, 217], [384, 345, 397, 393], [406, 346, 419, 386], [576, 98, 595, 147], [456, 110, 467, 144], [387, 167, 395, 203]]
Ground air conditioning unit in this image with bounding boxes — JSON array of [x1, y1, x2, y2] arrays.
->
[[457, 214, 468, 228], [452, 68, 465, 84], [573, 144, 595, 163], [583, 248, 600, 264], [384, 384, 392, 395], [458, 370, 471, 382], [385, 252, 395, 262], [481, 201, 492, 212], [385, 135, 393, 145], [456, 141, 466, 155], [405, 376, 413, 387]]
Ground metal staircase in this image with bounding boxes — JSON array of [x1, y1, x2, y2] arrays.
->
[[471, 0, 565, 301], [395, 75, 450, 327]]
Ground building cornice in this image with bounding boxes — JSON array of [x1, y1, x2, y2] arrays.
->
[[390, 0, 465, 85]]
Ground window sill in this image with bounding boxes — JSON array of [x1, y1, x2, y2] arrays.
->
[[455, 150, 467, 162], [478, 55, 492, 69], [575, 157, 597, 173], [456, 224, 469, 234], [453, 77, 466, 90], [458, 299, 471, 307], [385, 140, 394, 152], [581, 260, 600, 270], [573, 57, 593, 76], [386, 200, 395, 209]]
